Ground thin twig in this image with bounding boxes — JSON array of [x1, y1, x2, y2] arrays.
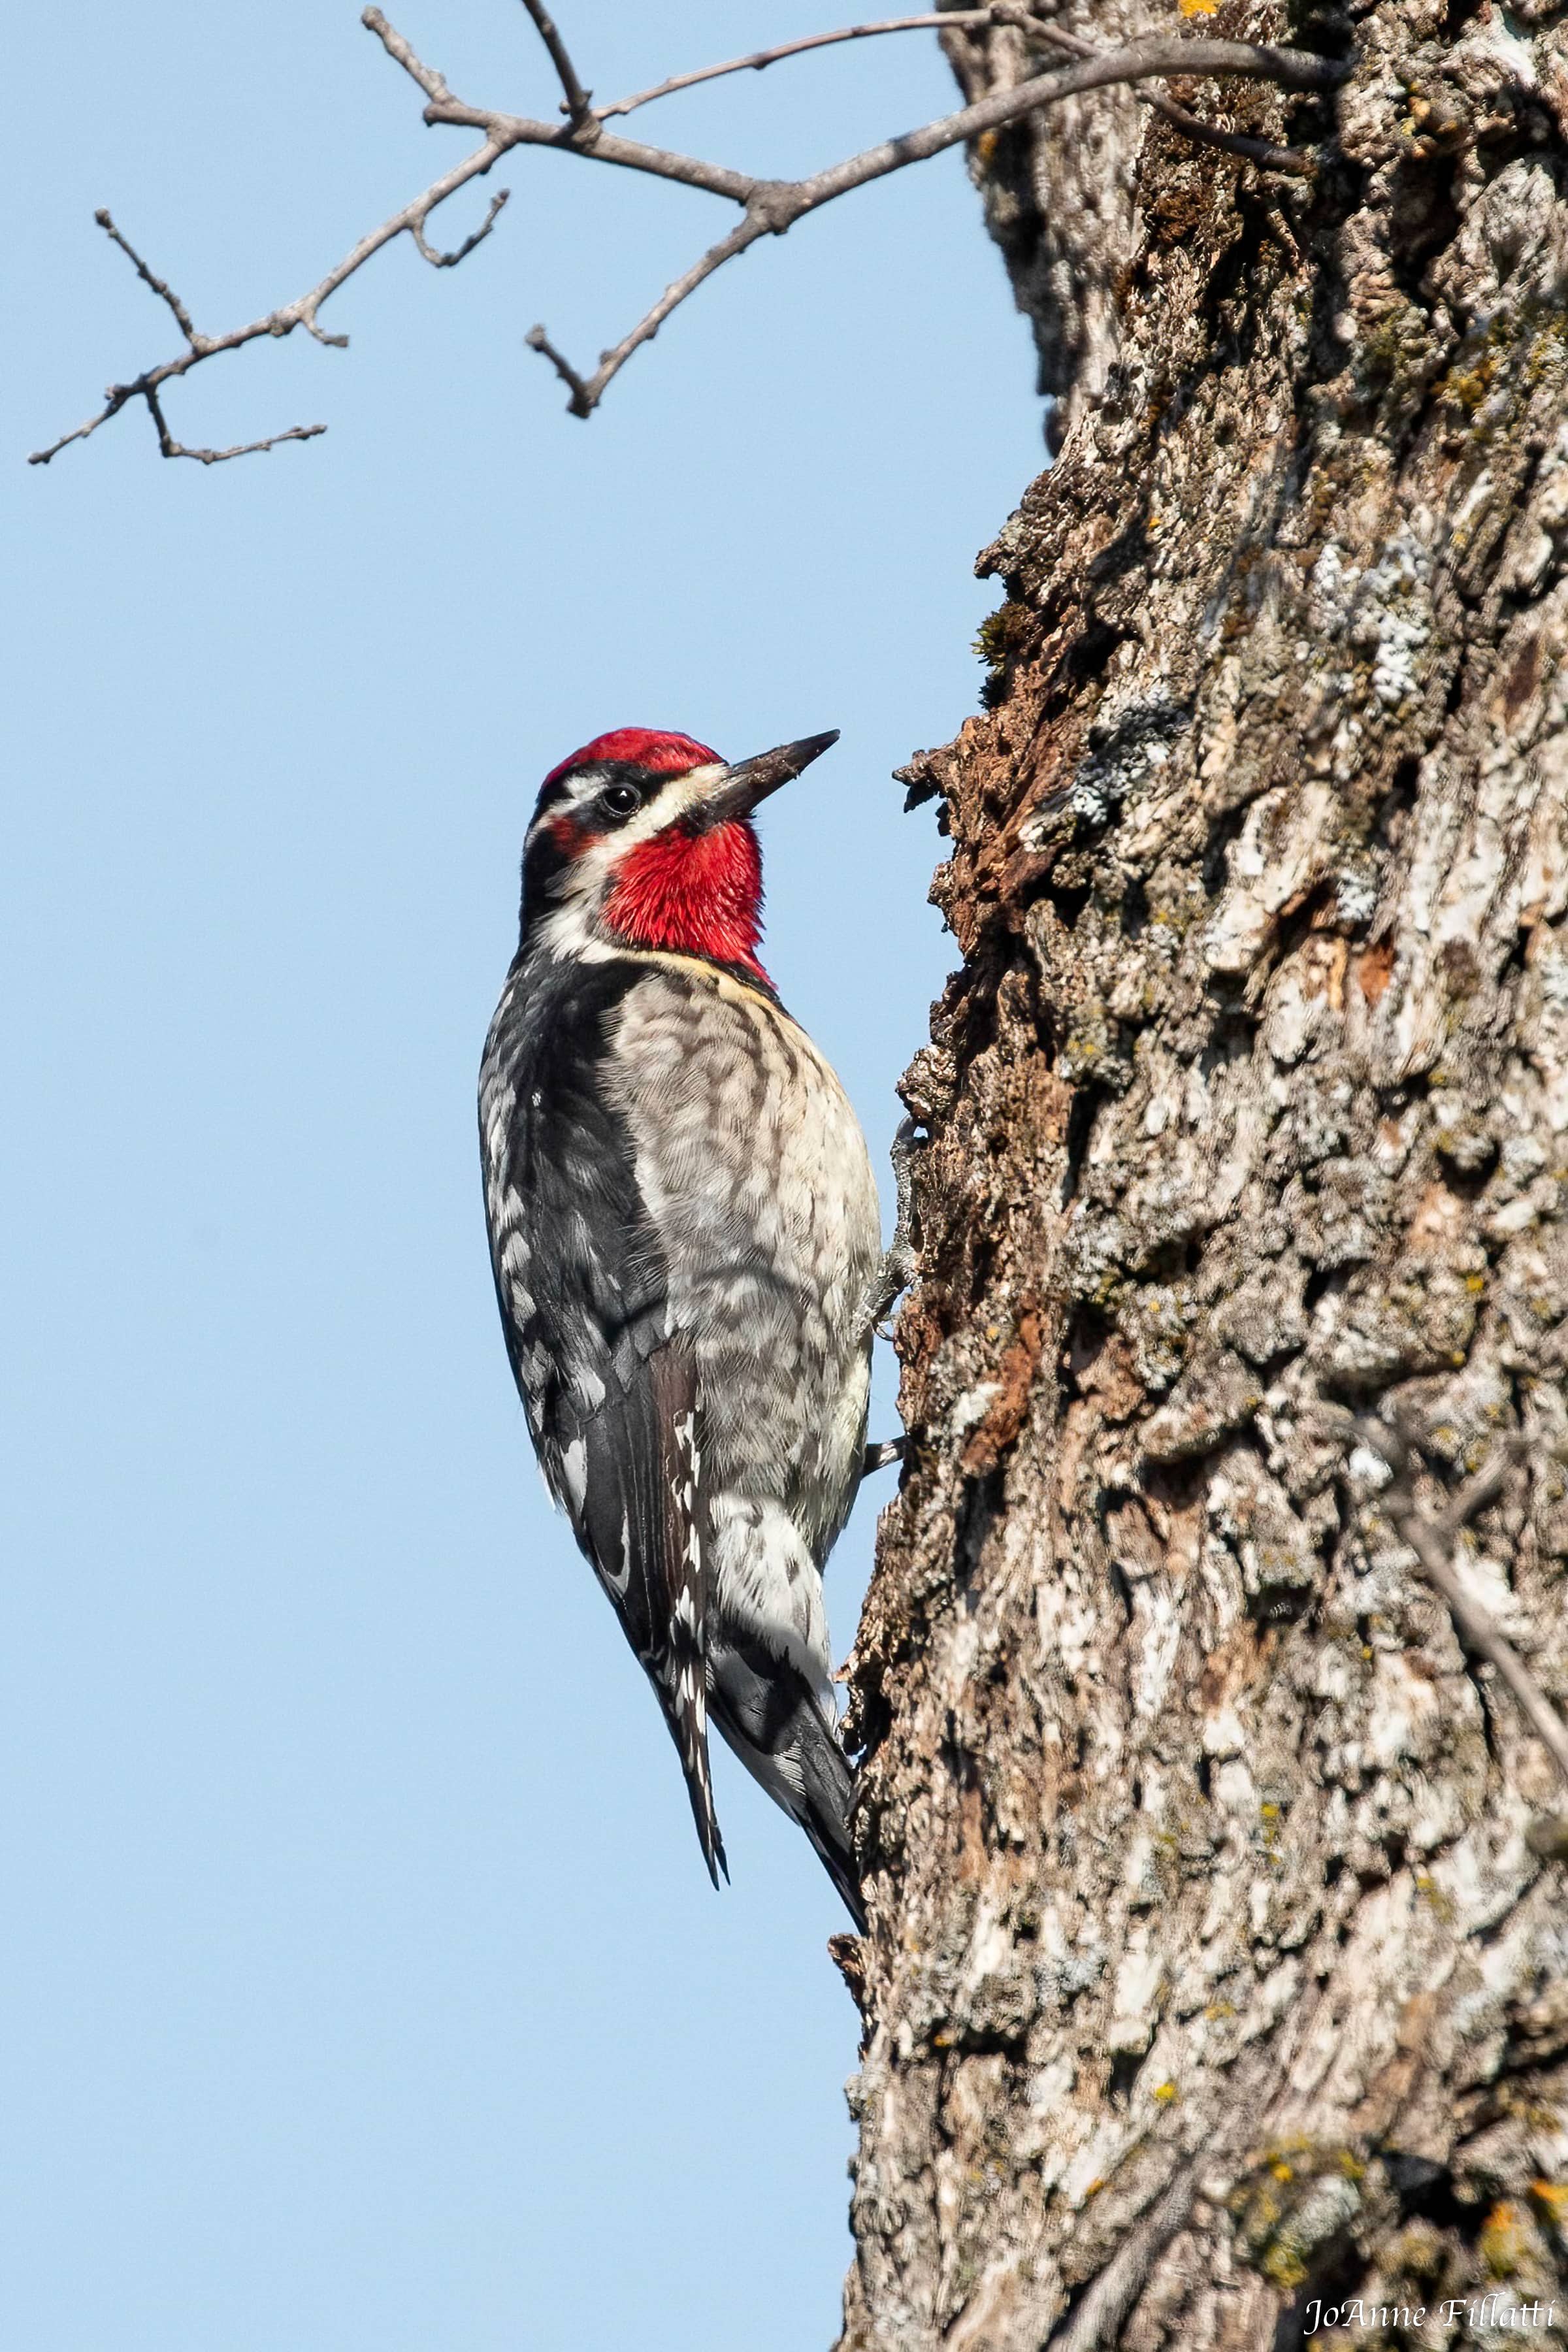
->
[[522, 324, 595, 414], [33, 6, 1347, 463], [525, 31, 1345, 414], [538, 214, 768, 416], [606, 7, 1316, 175], [518, 0, 596, 129], [143, 382, 327, 465], [600, 12, 996, 120], [1011, 18, 1314, 176], [93, 210, 203, 348], [1360, 1424, 1568, 1794], [30, 112, 508, 463], [412, 186, 510, 267], [1141, 91, 1314, 176]]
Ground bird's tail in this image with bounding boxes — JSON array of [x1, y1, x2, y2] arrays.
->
[[649, 1629, 728, 1891], [710, 1641, 867, 1932]]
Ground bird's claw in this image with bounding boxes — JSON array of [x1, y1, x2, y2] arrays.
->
[[859, 1115, 926, 1345]]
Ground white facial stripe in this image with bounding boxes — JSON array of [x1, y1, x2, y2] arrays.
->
[[528, 761, 729, 902], [612, 763, 727, 852]]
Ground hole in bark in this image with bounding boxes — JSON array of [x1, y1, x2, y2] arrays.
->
[[1382, 2150, 1460, 2223], [1108, 2046, 1150, 2106], [1435, 1137, 1497, 1201], [1270, 877, 1339, 971], [1285, 0, 1358, 62], [1445, 0, 1483, 29], [1045, 877, 1093, 931], [1203, 805, 1250, 898], [1388, 152, 1463, 293], [1062, 1304, 1111, 1395], [1196, 1752, 1213, 1801], [1303, 1265, 1348, 1316], [954, 1467, 1004, 1589], [1375, 755, 1420, 845], [1064, 617, 1127, 682], [1062, 1085, 1105, 1207], [1119, 874, 1149, 938], [1200, 1007, 1258, 1077], [1324, 1853, 1346, 1887]]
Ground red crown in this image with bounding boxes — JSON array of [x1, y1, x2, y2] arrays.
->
[[541, 728, 723, 791]]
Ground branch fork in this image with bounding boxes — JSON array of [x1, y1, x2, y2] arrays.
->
[[31, 4, 1348, 464]]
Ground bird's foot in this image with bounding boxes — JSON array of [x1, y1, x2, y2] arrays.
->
[[859, 1116, 925, 1344]]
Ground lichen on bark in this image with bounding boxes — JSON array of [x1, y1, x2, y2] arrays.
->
[[841, 3, 1568, 2344]]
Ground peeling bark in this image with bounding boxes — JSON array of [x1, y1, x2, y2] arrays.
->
[[841, 3, 1568, 2344]]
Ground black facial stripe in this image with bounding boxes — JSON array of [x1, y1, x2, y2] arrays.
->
[[534, 759, 695, 828]]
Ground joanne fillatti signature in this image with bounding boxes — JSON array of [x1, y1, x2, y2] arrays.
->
[[1305, 2298, 1560, 2336]]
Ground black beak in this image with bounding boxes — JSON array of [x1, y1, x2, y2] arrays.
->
[[693, 729, 840, 828]]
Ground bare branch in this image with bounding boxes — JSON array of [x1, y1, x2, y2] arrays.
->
[[1013, 18, 1315, 176], [30, 102, 509, 463], [29, 388, 140, 468], [142, 383, 327, 465], [527, 214, 768, 415], [1360, 1424, 1568, 1795], [93, 209, 203, 348], [600, 4, 1315, 181], [1139, 91, 1315, 176], [363, 5, 454, 103], [600, 12, 996, 121], [412, 186, 511, 267], [35, 5, 1347, 461], [522, 323, 595, 416], [526, 30, 1342, 413], [517, 0, 596, 130], [793, 32, 1340, 205]]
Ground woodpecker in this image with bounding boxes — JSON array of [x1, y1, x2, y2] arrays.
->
[[480, 725, 896, 1927]]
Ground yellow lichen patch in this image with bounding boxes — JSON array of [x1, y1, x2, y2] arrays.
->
[[1152, 2081, 1179, 2105], [1414, 1872, 1456, 1922], [1479, 2199, 1530, 2278], [1264, 2243, 1309, 2292], [1531, 2180, 1568, 2246], [1178, 0, 1218, 14]]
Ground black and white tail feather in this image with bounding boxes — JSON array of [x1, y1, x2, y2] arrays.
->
[[709, 1643, 866, 1931]]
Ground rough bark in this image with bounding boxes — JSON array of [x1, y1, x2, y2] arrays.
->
[[940, 0, 1148, 446], [841, 1, 1568, 2344]]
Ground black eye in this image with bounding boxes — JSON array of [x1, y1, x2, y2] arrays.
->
[[598, 782, 640, 819]]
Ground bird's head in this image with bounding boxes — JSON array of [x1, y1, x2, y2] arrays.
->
[[518, 725, 839, 988]]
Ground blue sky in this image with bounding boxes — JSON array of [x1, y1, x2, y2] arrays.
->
[[3, 6, 1039, 2345]]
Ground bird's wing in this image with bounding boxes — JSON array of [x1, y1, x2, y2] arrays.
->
[[482, 977, 725, 1886]]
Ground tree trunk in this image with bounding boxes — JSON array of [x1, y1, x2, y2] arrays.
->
[[840, 2, 1568, 2344]]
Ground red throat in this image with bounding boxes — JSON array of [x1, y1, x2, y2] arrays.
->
[[602, 820, 769, 985]]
